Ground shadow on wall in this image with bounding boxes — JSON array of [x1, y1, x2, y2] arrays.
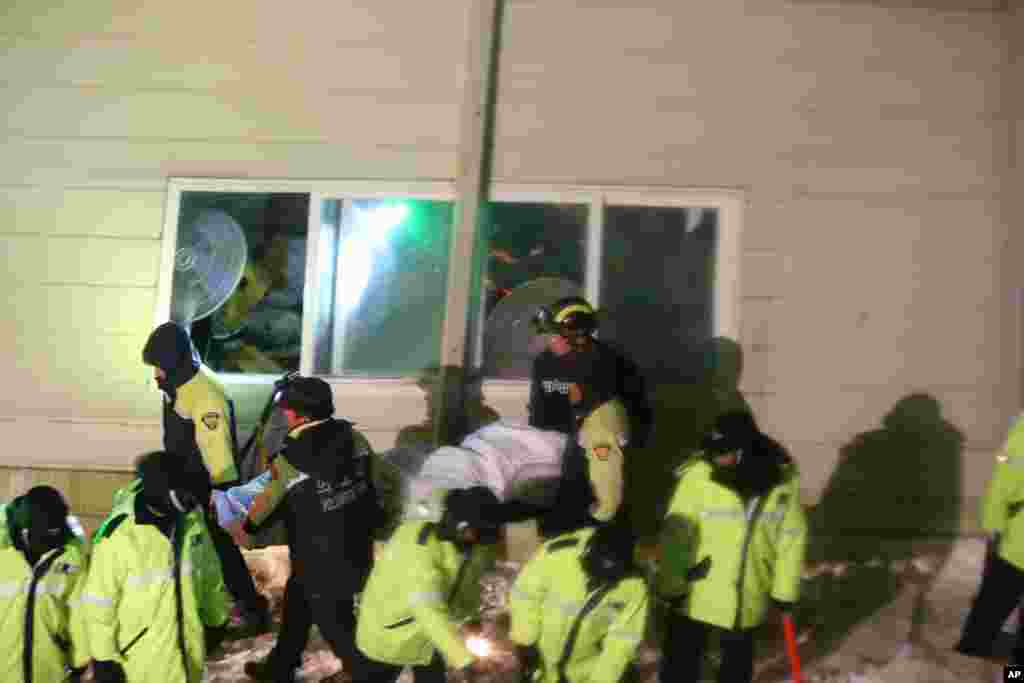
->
[[625, 336, 751, 540], [755, 394, 964, 679], [394, 365, 501, 454]]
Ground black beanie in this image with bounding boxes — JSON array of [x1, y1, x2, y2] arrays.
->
[[22, 485, 69, 532], [135, 451, 195, 512], [442, 486, 503, 533], [702, 411, 760, 455], [581, 523, 635, 590], [281, 377, 334, 420], [142, 322, 200, 391]]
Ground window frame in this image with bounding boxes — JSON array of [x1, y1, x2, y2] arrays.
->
[[157, 178, 743, 400]]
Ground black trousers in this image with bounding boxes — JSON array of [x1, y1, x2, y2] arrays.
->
[[204, 508, 266, 612], [267, 574, 366, 677], [957, 550, 1024, 662], [355, 649, 446, 683], [660, 615, 755, 683]]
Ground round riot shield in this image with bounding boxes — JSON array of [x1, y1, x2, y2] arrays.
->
[[170, 209, 248, 324], [481, 276, 581, 378]]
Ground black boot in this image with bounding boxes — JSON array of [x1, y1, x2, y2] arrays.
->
[[243, 655, 295, 682]]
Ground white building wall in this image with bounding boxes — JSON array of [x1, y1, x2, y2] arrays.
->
[[0, 1, 471, 521], [0, 0, 1016, 531]]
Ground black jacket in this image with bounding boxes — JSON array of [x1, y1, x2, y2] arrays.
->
[[529, 339, 652, 447], [277, 419, 379, 595]]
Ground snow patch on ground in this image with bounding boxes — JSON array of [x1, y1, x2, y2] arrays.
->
[[205, 539, 1010, 682]]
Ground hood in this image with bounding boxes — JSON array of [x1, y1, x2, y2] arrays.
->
[[142, 322, 200, 391], [283, 418, 356, 480], [710, 433, 794, 499]]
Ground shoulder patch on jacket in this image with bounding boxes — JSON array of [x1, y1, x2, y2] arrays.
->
[[95, 514, 127, 542], [417, 522, 437, 545], [546, 537, 579, 553], [201, 412, 221, 430]]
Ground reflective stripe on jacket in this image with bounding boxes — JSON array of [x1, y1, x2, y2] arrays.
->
[[355, 520, 495, 669], [656, 458, 807, 630], [81, 495, 230, 682], [0, 504, 90, 682], [509, 527, 648, 683]]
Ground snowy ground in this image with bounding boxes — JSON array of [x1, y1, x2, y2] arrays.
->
[[206, 538, 1015, 682]]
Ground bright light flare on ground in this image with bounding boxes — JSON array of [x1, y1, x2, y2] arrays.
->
[[466, 635, 494, 659]]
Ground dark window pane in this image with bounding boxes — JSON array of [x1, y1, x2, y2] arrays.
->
[[600, 206, 718, 384]]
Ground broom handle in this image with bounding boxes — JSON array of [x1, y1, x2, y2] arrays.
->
[[782, 613, 802, 683]]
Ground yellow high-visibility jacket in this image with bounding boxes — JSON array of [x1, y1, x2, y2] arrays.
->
[[578, 400, 631, 523], [80, 494, 230, 682], [170, 366, 238, 486], [356, 519, 496, 669], [656, 457, 807, 630], [0, 504, 90, 682], [982, 416, 1024, 570], [509, 527, 649, 683]]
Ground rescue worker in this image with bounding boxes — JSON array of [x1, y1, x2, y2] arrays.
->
[[0, 485, 90, 682], [956, 414, 1024, 663], [656, 411, 807, 683], [141, 321, 271, 631], [354, 486, 505, 683], [508, 522, 649, 683], [529, 296, 650, 444], [81, 451, 230, 683], [526, 297, 651, 536], [229, 376, 383, 682]]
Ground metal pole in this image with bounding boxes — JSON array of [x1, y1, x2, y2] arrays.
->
[[434, 0, 505, 447]]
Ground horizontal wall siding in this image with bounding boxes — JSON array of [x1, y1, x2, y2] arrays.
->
[[0, 188, 165, 237], [0, 139, 455, 188], [0, 1, 471, 472]]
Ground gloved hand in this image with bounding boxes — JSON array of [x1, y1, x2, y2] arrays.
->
[[92, 660, 127, 683], [514, 643, 540, 678], [686, 555, 712, 581]]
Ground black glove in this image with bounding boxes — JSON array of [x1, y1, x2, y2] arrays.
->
[[515, 643, 541, 678], [686, 555, 712, 582], [92, 660, 127, 683]]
